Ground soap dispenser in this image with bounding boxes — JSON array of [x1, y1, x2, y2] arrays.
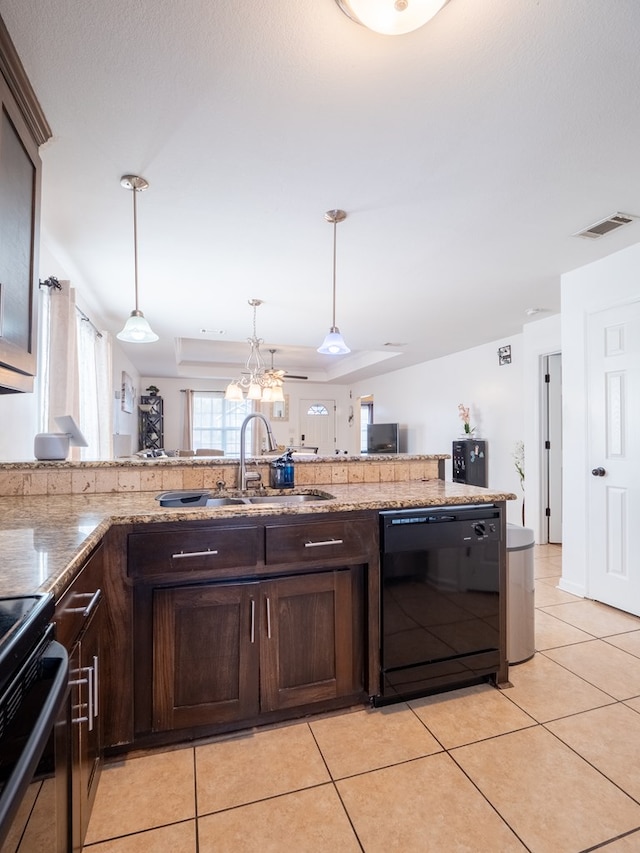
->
[[269, 450, 295, 489]]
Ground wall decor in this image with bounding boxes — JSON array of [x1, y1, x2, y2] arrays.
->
[[271, 395, 289, 421], [498, 345, 512, 365], [121, 371, 135, 412]]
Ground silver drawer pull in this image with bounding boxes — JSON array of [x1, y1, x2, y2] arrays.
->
[[172, 548, 219, 559], [67, 588, 102, 618], [304, 538, 344, 548]]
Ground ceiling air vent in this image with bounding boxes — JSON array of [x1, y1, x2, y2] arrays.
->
[[574, 212, 637, 239]]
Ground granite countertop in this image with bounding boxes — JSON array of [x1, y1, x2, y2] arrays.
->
[[0, 481, 515, 600]]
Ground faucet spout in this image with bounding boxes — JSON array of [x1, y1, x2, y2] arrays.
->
[[239, 412, 277, 491]]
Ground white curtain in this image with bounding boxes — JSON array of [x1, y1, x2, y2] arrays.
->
[[47, 280, 81, 457], [182, 389, 194, 450], [76, 314, 113, 459]]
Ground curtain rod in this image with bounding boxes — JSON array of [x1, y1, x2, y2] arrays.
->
[[76, 306, 103, 338], [180, 389, 225, 393]]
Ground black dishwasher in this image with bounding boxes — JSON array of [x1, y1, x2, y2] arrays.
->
[[375, 505, 501, 706]]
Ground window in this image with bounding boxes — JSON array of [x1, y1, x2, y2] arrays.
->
[[192, 392, 253, 456]]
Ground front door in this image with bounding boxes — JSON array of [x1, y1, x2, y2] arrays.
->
[[587, 299, 640, 614], [299, 399, 336, 455]]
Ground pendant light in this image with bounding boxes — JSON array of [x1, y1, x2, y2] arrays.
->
[[318, 209, 350, 356], [335, 0, 449, 35], [116, 174, 159, 343]]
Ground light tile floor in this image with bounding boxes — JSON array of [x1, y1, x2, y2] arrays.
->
[[83, 544, 640, 852]]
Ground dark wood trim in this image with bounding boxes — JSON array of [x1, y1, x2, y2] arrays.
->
[[0, 14, 52, 146]]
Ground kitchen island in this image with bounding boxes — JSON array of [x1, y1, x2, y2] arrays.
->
[[0, 459, 515, 848], [0, 477, 515, 599]]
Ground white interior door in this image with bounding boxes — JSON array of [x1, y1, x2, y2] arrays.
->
[[587, 300, 640, 614], [299, 399, 336, 456]]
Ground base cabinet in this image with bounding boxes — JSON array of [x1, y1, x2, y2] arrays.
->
[[151, 568, 360, 733], [55, 545, 104, 851]]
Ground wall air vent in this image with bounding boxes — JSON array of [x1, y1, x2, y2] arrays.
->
[[574, 212, 638, 239]]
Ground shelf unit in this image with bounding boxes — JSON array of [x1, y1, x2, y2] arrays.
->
[[139, 395, 163, 450]]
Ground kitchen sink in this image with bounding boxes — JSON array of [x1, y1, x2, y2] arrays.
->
[[245, 493, 333, 505], [157, 489, 333, 508]]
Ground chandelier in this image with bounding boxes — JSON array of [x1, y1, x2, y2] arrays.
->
[[224, 299, 285, 403]]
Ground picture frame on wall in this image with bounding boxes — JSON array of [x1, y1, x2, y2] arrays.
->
[[121, 371, 135, 413], [271, 395, 289, 421]]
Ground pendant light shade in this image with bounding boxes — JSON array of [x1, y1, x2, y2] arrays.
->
[[117, 174, 159, 344], [318, 209, 350, 356], [335, 0, 449, 35]]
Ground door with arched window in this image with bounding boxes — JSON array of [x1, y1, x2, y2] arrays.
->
[[299, 399, 336, 455]]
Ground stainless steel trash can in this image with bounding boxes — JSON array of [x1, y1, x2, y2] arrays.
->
[[506, 523, 535, 664]]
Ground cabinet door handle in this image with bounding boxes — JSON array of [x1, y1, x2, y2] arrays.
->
[[250, 599, 255, 644], [93, 654, 99, 718], [87, 664, 94, 732], [304, 538, 344, 548], [266, 597, 272, 639], [172, 549, 219, 559], [67, 588, 102, 618]]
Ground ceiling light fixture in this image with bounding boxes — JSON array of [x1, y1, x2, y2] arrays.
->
[[116, 174, 159, 344], [335, 0, 449, 35], [224, 299, 285, 403], [318, 209, 351, 356]]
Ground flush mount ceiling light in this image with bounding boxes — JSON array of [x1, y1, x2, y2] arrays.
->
[[318, 209, 351, 356], [116, 174, 159, 344], [335, 0, 449, 35], [224, 299, 285, 403]]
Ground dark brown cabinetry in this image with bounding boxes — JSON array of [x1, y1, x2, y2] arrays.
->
[[55, 545, 103, 852], [151, 567, 359, 732], [129, 513, 375, 743], [0, 17, 50, 393]]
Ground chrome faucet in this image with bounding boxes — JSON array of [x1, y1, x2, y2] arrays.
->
[[239, 412, 277, 491]]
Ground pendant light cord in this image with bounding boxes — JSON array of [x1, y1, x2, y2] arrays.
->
[[132, 184, 140, 314], [331, 218, 337, 329]]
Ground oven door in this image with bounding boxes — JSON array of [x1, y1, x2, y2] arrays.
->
[[0, 639, 70, 853]]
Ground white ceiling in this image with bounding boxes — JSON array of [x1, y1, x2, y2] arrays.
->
[[2, 0, 640, 384]]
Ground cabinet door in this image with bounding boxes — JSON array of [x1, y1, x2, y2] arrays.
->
[[152, 583, 260, 731], [0, 77, 41, 392], [70, 600, 102, 852], [78, 608, 102, 844], [260, 569, 359, 712]]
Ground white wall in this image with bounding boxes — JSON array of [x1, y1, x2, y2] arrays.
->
[[112, 346, 141, 457], [560, 241, 640, 596], [350, 333, 526, 526], [0, 391, 40, 461]]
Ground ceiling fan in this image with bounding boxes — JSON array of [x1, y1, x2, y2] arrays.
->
[[265, 349, 308, 382]]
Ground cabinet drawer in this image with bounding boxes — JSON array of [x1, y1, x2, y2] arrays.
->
[[55, 545, 104, 649], [128, 526, 259, 578], [265, 518, 373, 565]]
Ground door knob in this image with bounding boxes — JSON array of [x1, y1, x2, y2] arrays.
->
[[591, 467, 606, 477]]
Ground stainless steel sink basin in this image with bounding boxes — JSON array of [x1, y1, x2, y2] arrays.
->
[[246, 493, 333, 505], [204, 497, 247, 506]]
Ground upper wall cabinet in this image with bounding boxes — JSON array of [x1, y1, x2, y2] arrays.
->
[[0, 15, 51, 393]]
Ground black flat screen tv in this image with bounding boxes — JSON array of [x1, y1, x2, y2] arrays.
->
[[366, 423, 399, 454]]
